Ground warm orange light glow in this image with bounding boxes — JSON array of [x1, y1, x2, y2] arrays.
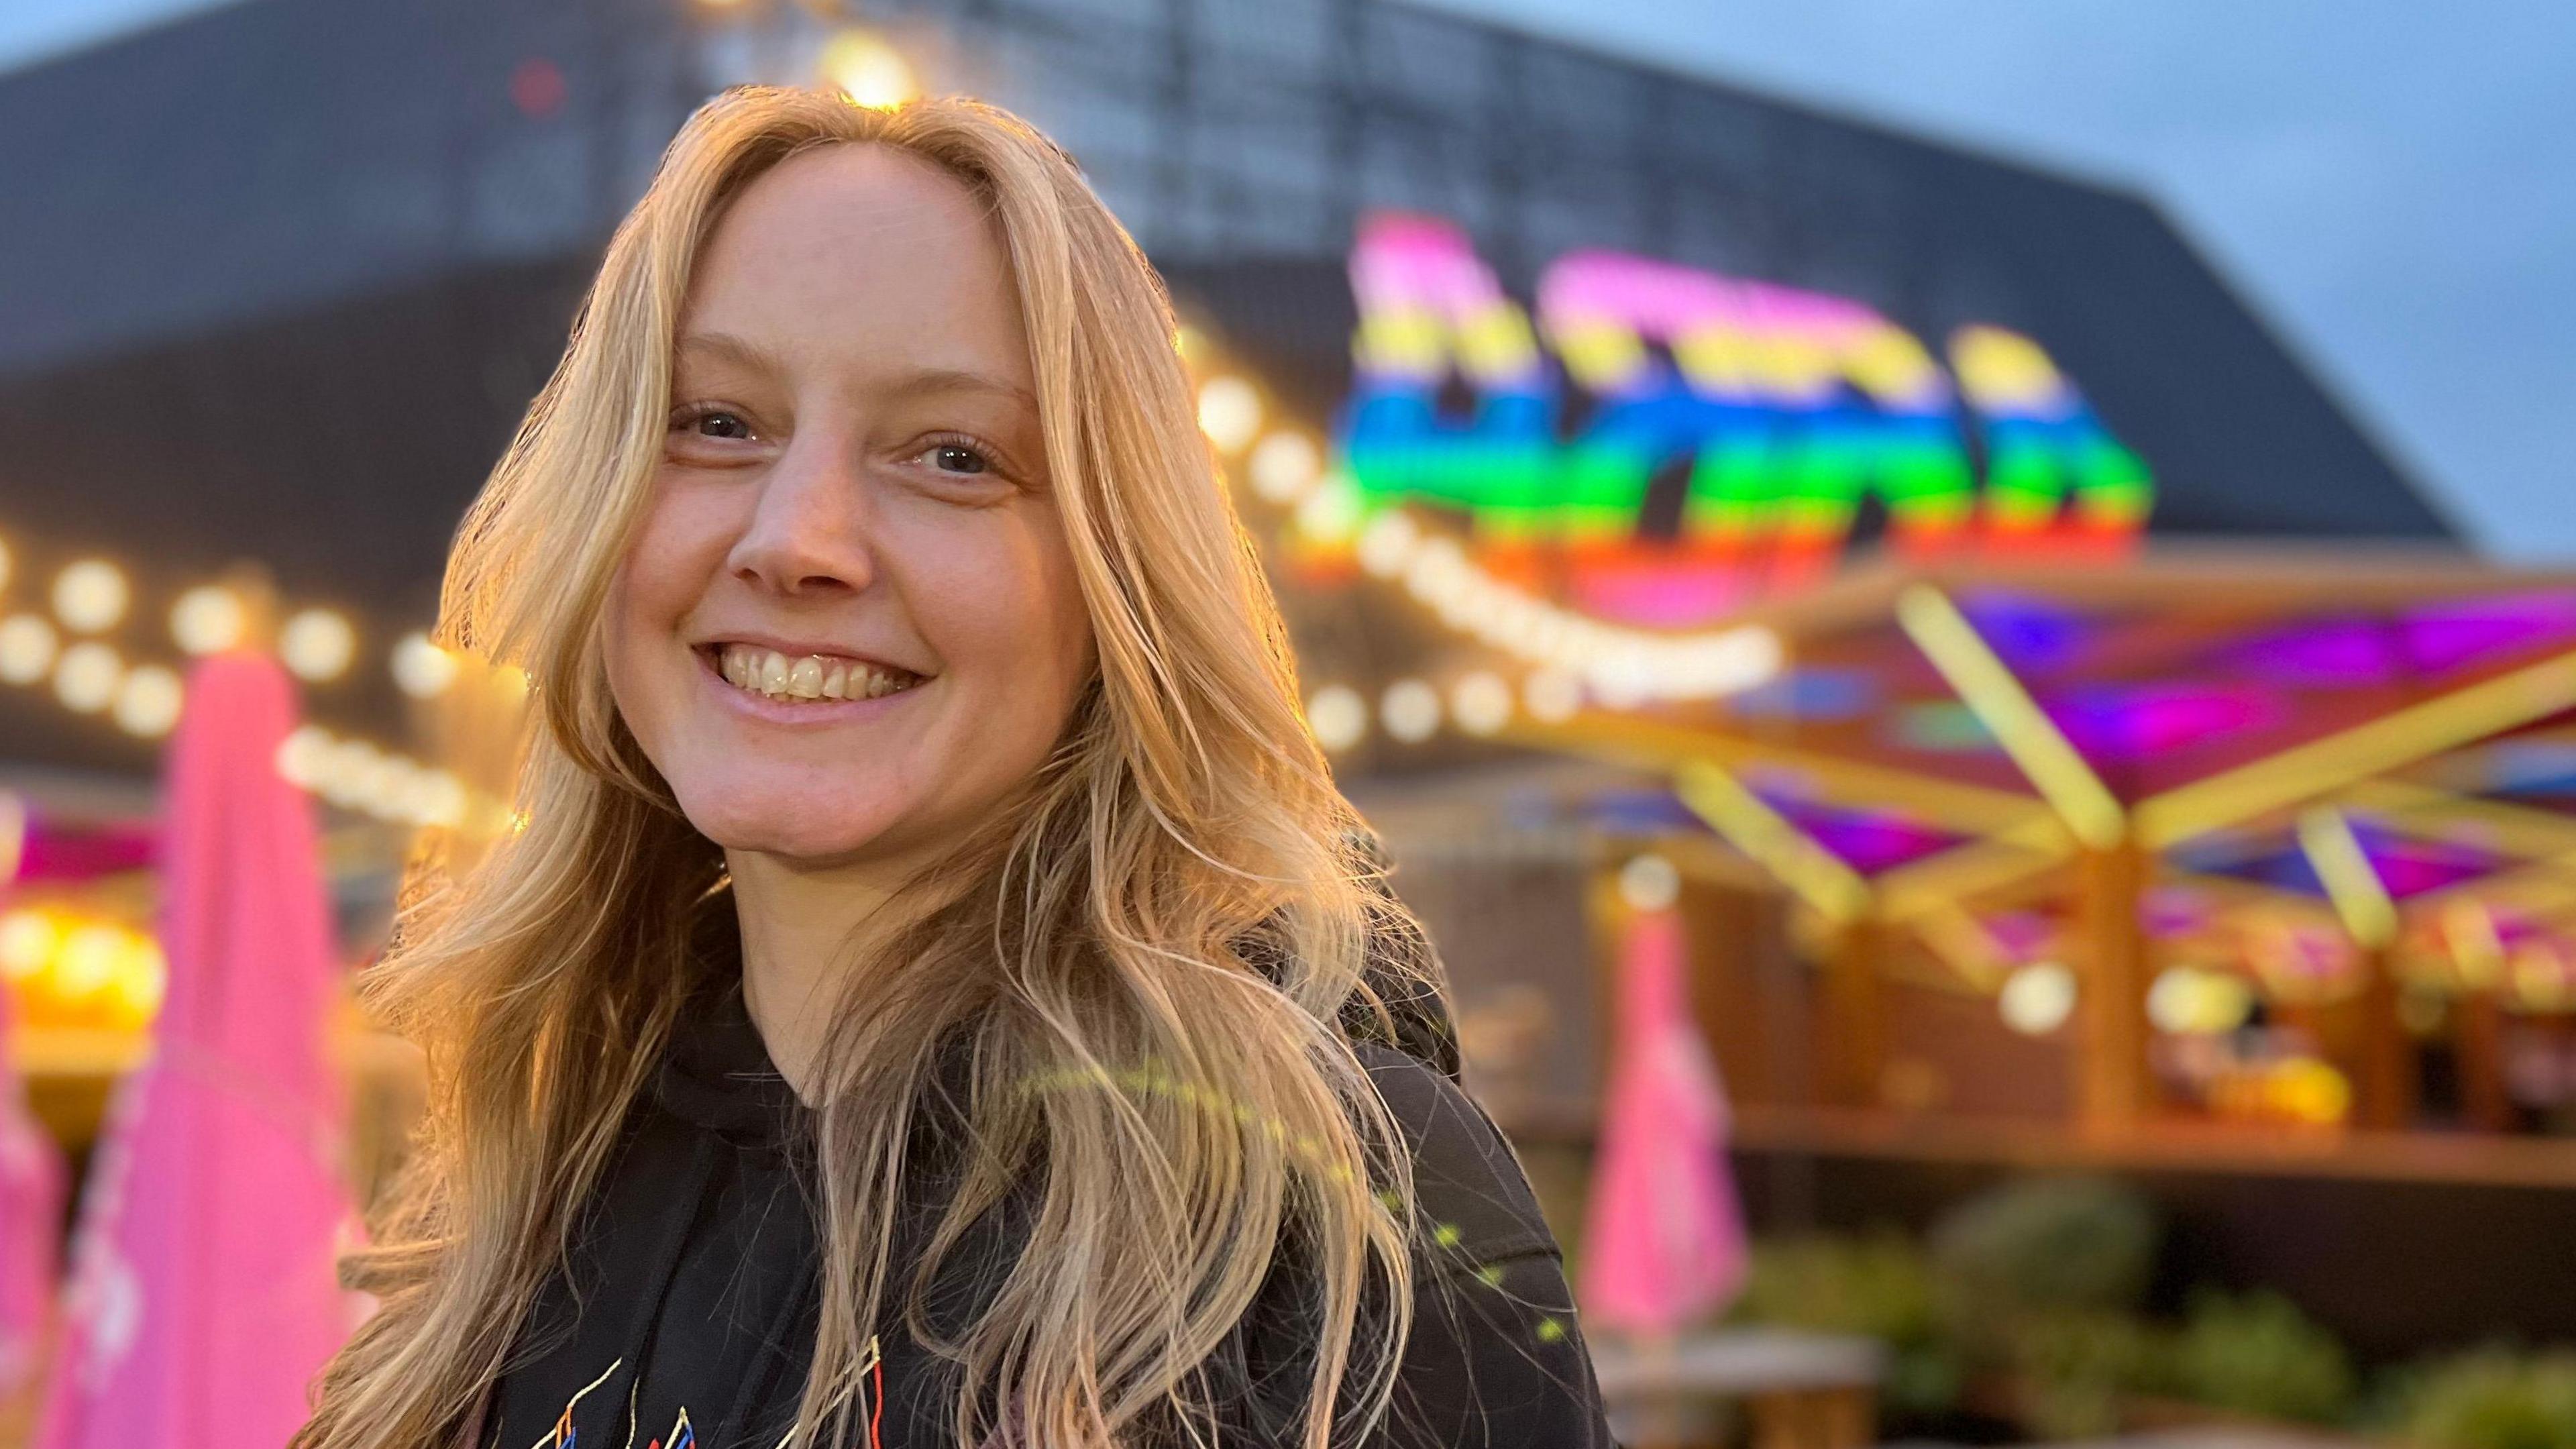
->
[[819, 29, 917, 110]]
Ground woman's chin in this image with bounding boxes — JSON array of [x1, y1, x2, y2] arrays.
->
[[677, 784, 913, 867]]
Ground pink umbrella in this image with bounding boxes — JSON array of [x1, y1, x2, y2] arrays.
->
[[37, 650, 364, 1449], [0, 973, 66, 1394], [1579, 905, 1749, 1334]]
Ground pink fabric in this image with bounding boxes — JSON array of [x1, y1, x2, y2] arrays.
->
[[37, 651, 364, 1449], [1577, 908, 1750, 1335], [0, 979, 66, 1392]]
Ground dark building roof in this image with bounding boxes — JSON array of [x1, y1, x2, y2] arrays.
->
[[0, 0, 2459, 779]]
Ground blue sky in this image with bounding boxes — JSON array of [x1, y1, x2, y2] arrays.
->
[[8, 0, 2571, 557]]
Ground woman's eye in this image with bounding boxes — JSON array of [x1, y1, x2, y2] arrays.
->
[[684, 410, 753, 441], [924, 442, 991, 476]]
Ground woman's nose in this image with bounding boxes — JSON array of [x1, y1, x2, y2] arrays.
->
[[725, 439, 879, 598]]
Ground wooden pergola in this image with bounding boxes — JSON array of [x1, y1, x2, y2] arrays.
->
[[1505, 545, 2576, 1138]]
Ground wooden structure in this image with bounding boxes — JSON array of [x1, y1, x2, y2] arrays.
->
[[1515, 548, 2576, 1138]]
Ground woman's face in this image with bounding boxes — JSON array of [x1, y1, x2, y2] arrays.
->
[[605, 144, 1095, 870]]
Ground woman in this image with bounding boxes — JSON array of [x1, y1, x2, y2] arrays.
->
[[292, 87, 1613, 1449]]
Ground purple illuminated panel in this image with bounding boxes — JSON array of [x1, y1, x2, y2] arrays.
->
[[2228, 621, 2400, 689], [2050, 684, 2285, 762], [1753, 790, 1965, 876], [2224, 594, 2576, 690], [2402, 593, 2576, 674], [1957, 591, 2091, 676]]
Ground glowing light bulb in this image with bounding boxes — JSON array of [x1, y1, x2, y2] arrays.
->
[[0, 614, 57, 684], [1355, 511, 1419, 578], [1247, 432, 1322, 502], [1999, 961, 2077, 1036], [1305, 685, 1367, 753], [280, 607, 356, 682], [52, 559, 128, 633], [54, 641, 121, 712], [392, 631, 458, 698], [113, 663, 184, 737], [275, 724, 333, 788], [1195, 376, 1263, 454], [170, 585, 248, 655], [1617, 853, 1681, 912], [1293, 479, 1362, 546], [2147, 965, 2255, 1035], [819, 29, 917, 109], [1521, 668, 1582, 724], [1379, 678, 1441, 743], [1450, 672, 1513, 737], [0, 909, 59, 981]]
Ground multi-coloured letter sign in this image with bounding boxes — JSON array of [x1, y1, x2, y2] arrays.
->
[[1325, 213, 2153, 626]]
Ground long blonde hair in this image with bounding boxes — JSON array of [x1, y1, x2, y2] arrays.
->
[[293, 88, 1437, 1449]]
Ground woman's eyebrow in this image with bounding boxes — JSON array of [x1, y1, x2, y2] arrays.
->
[[884, 366, 1040, 413], [674, 329, 789, 376], [675, 335, 1035, 413]]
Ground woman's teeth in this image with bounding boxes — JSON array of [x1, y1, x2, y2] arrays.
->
[[716, 644, 920, 702]]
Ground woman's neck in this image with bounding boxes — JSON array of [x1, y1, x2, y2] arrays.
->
[[724, 847, 922, 1105]]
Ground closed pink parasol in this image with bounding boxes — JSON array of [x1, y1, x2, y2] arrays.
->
[[36, 650, 364, 1448], [1578, 902, 1750, 1335]]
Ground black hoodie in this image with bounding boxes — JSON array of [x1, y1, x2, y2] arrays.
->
[[478, 954, 1615, 1449]]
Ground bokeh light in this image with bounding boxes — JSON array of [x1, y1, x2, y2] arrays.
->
[[1305, 684, 1366, 753], [170, 584, 248, 655], [1999, 961, 2077, 1035], [280, 607, 356, 682], [1195, 376, 1263, 454], [392, 631, 458, 698], [819, 29, 917, 110], [53, 641, 121, 712], [52, 559, 128, 633], [0, 614, 58, 684]]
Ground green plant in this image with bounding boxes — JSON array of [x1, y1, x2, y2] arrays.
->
[[1738, 1231, 1937, 1342], [2396, 1346, 2576, 1449], [2165, 1289, 2355, 1426], [1929, 1176, 2159, 1359], [2006, 1307, 2162, 1441], [1733, 1232, 1962, 1415]]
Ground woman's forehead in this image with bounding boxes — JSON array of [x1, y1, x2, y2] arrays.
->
[[683, 144, 1029, 380]]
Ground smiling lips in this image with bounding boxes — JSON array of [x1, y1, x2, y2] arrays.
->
[[715, 642, 923, 702]]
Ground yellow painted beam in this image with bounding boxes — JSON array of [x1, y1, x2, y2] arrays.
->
[[1911, 902, 2013, 992], [2137, 648, 2576, 850], [2297, 807, 2398, 949], [1877, 823, 2074, 924], [2412, 849, 2576, 920], [1894, 584, 2128, 849], [2439, 898, 2510, 991], [1674, 760, 1872, 924], [2339, 778, 2576, 861], [1513, 709, 2052, 836]]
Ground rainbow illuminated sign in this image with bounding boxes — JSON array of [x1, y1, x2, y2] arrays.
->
[[1330, 213, 2154, 625]]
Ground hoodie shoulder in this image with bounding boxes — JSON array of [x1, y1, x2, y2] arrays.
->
[[1352, 1041, 1560, 1269]]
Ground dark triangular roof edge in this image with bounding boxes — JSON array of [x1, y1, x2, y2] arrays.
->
[[1384, 0, 2462, 545]]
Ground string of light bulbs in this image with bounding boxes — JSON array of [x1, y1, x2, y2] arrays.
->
[[1180, 331, 1784, 756], [0, 527, 500, 832]]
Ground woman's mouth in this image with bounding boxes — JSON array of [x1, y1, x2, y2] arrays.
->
[[708, 643, 926, 703]]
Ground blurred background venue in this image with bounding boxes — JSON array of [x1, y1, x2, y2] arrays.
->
[[1, 3, 2573, 1448]]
